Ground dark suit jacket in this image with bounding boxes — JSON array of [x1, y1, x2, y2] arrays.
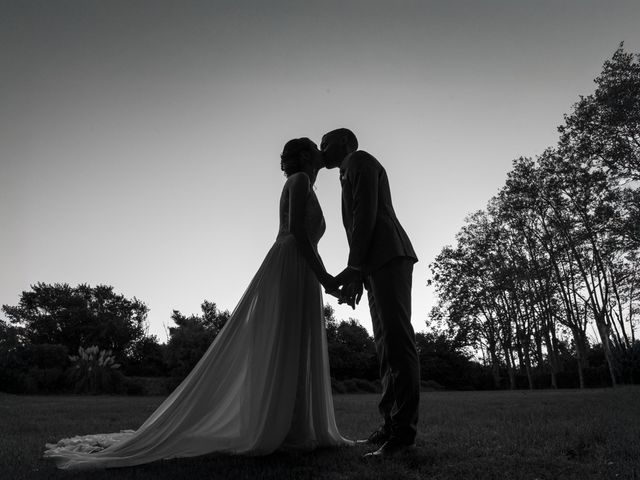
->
[[340, 150, 418, 274]]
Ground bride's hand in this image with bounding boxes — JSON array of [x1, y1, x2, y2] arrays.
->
[[320, 273, 339, 294], [325, 288, 342, 300]]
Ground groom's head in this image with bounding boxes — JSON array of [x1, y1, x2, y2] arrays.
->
[[320, 128, 358, 169]]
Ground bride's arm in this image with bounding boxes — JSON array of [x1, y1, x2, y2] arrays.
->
[[287, 173, 333, 288]]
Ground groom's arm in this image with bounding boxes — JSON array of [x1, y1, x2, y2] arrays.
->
[[332, 154, 377, 304], [345, 154, 378, 272]]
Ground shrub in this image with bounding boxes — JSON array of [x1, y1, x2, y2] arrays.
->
[[165, 376, 185, 392], [123, 377, 147, 396], [124, 376, 177, 396], [0, 343, 72, 394], [23, 343, 69, 369], [28, 367, 65, 392], [65, 345, 125, 394], [615, 341, 640, 384], [421, 379, 445, 391], [331, 378, 381, 394], [0, 370, 38, 394], [340, 379, 358, 393], [352, 378, 381, 393], [331, 378, 346, 394], [0, 344, 29, 393]]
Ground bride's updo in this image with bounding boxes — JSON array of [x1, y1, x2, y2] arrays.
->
[[280, 137, 314, 177]]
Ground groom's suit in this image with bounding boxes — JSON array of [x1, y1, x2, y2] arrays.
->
[[340, 150, 420, 443]]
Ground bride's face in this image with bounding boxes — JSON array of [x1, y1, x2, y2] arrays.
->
[[303, 142, 324, 172]]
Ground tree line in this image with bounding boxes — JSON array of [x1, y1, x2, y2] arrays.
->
[[1, 283, 480, 394], [428, 45, 640, 389]]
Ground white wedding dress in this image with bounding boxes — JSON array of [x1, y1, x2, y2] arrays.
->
[[44, 174, 351, 469]]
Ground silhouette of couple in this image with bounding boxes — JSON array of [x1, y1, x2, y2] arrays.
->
[[44, 128, 420, 469]]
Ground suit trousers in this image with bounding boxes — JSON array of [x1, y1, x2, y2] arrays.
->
[[364, 256, 420, 443]]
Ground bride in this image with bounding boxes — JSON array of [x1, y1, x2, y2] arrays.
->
[[44, 137, 352, 469]]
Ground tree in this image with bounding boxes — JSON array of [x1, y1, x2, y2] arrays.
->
[[428, 45, 640, 389], [558, 44, 640, 182], [323, 304, 378, 380], [123, 335, 167, 377], [328, 319, 377, 380], [415, 328, 484, 390], [2, 283, 148, 359], [164, 301, 230, 378]]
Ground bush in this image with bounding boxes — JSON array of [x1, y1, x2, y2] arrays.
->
[[65, 346, 125, 394], [615, 341, 640, 384], [420, 379, 445, 391], [0, 370, 38, 394], [0, 345, 29, 393], [583, 366, 613, 387], [123, 377, 147, 396], [164, 376, 184, 393], [0, 343, 72, 394], [331, 378, 346, 394], [23, 344, 69, 369], [352, 378, 381, 393], [331, 378, 381, 394], [124, 376, 175, 396], [28, 367, 65, 392]]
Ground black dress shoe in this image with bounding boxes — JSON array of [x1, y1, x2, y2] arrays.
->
[[363, 438, 416, 458], [356, 427, 390, 445]]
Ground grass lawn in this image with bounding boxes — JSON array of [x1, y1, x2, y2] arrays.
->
[[1, 387, 639, 479]]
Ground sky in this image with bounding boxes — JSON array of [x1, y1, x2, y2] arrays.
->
[[2, 0, 640, 342]]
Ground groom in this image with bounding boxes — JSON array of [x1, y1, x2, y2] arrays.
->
[[321, 128, 420, 458]]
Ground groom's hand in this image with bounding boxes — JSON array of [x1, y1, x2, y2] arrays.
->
[[338, 280, 364, 309]]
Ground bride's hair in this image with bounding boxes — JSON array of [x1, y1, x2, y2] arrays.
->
[[280, 137, 314, 177]]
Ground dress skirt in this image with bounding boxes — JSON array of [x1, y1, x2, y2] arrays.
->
[[44, 234, 348, 469]]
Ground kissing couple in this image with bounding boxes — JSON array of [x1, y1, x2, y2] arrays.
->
[[44, 128, 420, 469]]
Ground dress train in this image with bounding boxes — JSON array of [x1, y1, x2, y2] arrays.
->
[[44, 229, 350, 469]]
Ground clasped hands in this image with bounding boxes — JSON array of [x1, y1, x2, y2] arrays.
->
[[322, 267, 364, 309]]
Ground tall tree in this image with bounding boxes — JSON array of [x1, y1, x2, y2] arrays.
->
[[558, 44, 640, 182], [164, 301, 230, 378], [2, 283, 148, 359]]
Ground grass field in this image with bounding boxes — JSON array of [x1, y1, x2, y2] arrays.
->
[[2, 388, 639, 480]]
